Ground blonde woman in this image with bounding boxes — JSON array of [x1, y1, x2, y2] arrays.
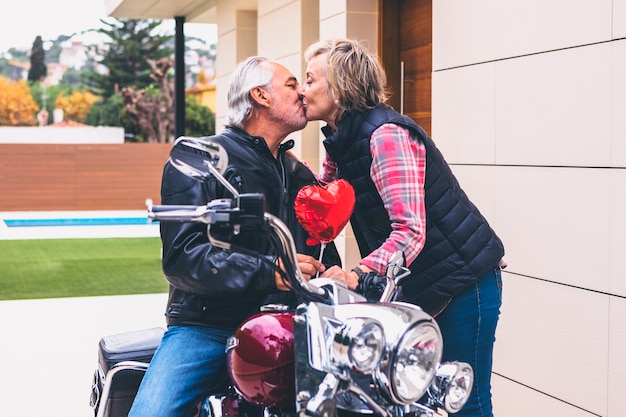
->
[[305, 38, 506, 417]]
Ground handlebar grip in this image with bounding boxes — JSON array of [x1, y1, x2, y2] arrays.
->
[[147, 205, 206, 223], [150, 205, 199, 212]]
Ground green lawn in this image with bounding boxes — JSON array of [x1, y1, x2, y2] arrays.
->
[[0, 237, 168, 300]]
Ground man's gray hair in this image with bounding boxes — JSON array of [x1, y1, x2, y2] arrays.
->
[[225, 56, 275, 128]]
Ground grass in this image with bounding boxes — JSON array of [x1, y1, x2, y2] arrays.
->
[[0, 237, 168, 300]]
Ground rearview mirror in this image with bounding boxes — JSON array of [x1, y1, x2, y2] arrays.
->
[[169, 136, 239, 198]]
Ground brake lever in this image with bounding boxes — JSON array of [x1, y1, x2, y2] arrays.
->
[[380, 251, 411, 302]]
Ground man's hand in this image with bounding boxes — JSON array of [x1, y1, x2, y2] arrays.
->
[[275, 254, 326, 291]]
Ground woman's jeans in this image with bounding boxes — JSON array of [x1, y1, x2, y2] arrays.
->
[[128, 325, 233, 417], [435, 267, 503, 417]]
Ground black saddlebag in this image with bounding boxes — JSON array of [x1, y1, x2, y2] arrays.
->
[[90, 327, 165, 417]]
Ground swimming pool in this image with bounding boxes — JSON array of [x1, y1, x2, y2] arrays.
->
[[0, 211, 160, 240], [4, 217, 155, 227]]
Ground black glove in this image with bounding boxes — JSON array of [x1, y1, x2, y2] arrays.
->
[[355, 272, 388, 301]]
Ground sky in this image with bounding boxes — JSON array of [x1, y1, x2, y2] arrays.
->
[[0, 0, 217, 53]]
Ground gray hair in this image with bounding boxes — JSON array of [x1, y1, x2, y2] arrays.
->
[[225, 56, 275, 128]]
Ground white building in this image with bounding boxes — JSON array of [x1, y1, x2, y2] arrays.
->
[[58, 41, 88, 70]]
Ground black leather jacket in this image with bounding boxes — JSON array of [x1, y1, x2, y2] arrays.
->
[[159, 126, 341, 329]]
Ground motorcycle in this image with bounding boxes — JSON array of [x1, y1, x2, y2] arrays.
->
[[89, 136, 474, 417]]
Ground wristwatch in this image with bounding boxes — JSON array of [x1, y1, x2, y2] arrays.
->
[[351, 266, 367, 282]]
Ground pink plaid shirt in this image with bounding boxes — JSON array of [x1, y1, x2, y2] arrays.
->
[[321, 123, 427, 274]]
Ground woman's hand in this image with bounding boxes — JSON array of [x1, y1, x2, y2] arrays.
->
[[275, 254, 326, 291], [320, 265, 360, 290]]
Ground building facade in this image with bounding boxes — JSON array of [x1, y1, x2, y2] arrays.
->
[[107, 1, 626, 415]]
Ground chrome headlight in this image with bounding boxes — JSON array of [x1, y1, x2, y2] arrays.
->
[[388, 322, 442, 404], [429, 361, 473, 413], [332, 318, 385, 374]]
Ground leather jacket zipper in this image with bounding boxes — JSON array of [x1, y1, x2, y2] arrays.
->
[[279, 155, 288, 206]]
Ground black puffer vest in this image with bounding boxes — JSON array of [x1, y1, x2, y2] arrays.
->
[[323, 106, 504, 315]]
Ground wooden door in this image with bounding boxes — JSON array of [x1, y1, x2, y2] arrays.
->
[[379, 0, 432, 134]]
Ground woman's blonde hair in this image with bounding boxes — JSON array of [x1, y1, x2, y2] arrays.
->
[[304, 38, 389, 127]]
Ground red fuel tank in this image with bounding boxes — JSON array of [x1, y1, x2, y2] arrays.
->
[[226, 312, 295, 408]]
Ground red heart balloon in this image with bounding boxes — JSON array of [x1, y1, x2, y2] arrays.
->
[[294, 179, 356, 245]]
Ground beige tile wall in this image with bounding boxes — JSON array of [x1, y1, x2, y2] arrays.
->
[[215, 0, 258, 132], [433, 1, 626, 415], [612, 40, 626, 167], [614, 0, 626, 38], [493, 275, 610, 415], [494, 45, 612, 167], [496, 167, 612, 290], [432, 64, 497, 165], [608, 297, 626, 416], [257, 1, 303, 59], [611, 170, 626, 296], [491, 374, 599, 417], [433, 0, 613, 70]]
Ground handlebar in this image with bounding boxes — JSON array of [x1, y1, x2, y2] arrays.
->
[[146, 136, 410, 306], [148, 199, 234, 224], [147, 196, 327, 298]]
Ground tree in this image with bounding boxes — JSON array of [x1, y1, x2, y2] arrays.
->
[[29, 82, 73, 124], [45, 34, 72, 64], [121, 57, 174, 143], [0, 56, 11, 79], [7, 48, 28, 61], [186, 95, 215, 137], [74, 17, 215, 139], [85, 92, 139, 139], [28, 36, 47, 83], [86, 18, 174, 98], [60, 68, 82, 86], [0, 76, 38, 126], [54, 90, 98, 123]]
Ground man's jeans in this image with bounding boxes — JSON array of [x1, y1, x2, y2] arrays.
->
[[128, 325, 233, 417], [435, 267, 503, 417]]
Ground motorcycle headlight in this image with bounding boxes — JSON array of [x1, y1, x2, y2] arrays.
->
[[332, 318, 385, 374], [388, 322, 442, 404], [433, 361, 473, 413]]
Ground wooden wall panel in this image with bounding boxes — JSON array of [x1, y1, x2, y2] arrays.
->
[[0, 143, 172, 211], [400, 0, 433, 135], [379, 0, 432, 134]]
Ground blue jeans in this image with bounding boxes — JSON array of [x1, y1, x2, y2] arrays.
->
[[435, 267, 503, 417], [128, 325, 233, 417]]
